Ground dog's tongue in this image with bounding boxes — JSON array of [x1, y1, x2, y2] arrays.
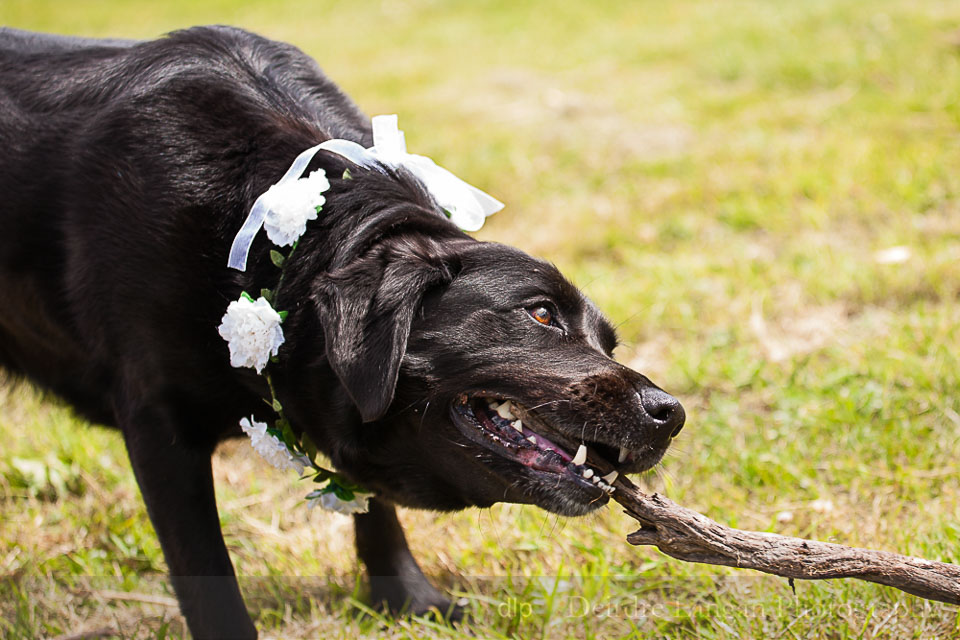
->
[[523, 430, 572, 462], [478, 399, 573, 465], [515, 435, 572, 472]]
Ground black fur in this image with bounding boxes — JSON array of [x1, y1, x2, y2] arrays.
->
[[0, 26, 684, 639]]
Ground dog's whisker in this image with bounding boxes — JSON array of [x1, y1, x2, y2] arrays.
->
[[614, 306, 651, 332], [418, 400, 431, 431], [474, 510, 489, 544], [537, 510, 552, 539], [654, 463, 678, 487], [444, 436, 471, 449], [487, 507, 505, 550], [503, 479, 523, 502], [546, 512, 563, 540], [663, 444, 689, 459], [380, 397, 427, 423], [525, 399, 564, 412]]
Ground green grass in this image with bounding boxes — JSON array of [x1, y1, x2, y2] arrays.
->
[[2, 0, 960, 638]]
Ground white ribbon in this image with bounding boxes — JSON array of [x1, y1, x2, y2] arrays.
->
[[319, 115, 504, 232], [227, 115, 504, 271]]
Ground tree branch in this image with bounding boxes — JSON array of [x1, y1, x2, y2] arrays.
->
[[611, 475, 960, 605]]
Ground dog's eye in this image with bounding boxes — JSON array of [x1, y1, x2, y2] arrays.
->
[[529, 306, 554, 326]]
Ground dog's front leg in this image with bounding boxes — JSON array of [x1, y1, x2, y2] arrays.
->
[[121, 405, 257, 640], [354, 497, 463, 621]]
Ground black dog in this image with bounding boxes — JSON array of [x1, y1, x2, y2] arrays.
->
[[0, 26, 685, 639]]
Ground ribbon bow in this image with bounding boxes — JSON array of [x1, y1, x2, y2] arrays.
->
[[227, 115, 503, 271]]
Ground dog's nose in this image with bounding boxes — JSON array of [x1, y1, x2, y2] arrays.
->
[[639, 387, 685, 438]]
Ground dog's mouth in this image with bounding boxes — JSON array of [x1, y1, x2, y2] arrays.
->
[[450, 393, 655, 504]]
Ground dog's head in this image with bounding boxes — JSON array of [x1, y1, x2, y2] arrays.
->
[[276, 166, 684, 516]]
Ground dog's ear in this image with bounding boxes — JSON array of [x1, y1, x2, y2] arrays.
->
[[315, 239, 453, 422]]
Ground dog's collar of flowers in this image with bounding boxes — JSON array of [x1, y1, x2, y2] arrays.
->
[[219, 115, 503, 514], [218, 178, 372, 514]]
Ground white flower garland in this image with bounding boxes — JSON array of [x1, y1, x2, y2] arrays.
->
[[219, 166, 372, 515], [220, 116, 503, 515]]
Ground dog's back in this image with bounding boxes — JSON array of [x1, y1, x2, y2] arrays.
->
[[0, 26, 369, 423], [0, 29, 134, 415], [0, 27, 137, 54]]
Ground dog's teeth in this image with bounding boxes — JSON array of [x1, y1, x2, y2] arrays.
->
[[618, 447, 629, 463], [496, 401, 515, 420], [527, 435, 537, 444], [572, 444, 587, 466], [489, 401, 500, 410], [602, 470, 619, 484], [511, 420, 523, 432], [582, 468, 594, 479]]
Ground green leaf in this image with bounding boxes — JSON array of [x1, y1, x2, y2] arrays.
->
[[269, 250, 286, 268], [279, 419, 297, 451], [342, 169, 352, 180], [272, 399, 283, 413], [278, 310, 289, 322], [240, 291, 254, 302], [260, 288, 274, 304], [339, 479, 367, 493], [331, 484, 355, 502], [301, 432, 319, 464]]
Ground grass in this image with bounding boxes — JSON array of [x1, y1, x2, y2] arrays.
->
[[2, 0, 960, 637]]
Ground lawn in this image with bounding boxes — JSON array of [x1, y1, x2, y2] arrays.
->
[[2, 0, 960, 638]]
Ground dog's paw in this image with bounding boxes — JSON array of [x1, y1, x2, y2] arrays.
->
[[368, 575, 467, 624], [409, 595, 468, 624]]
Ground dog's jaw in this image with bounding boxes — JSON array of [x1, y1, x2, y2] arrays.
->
[[447, 394, 637, 515]]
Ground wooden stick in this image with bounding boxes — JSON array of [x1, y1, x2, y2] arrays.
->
[[610, 475, 960, 605]]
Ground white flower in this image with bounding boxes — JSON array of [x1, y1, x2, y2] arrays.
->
[[261, 169, 330, 246], [308, 489, 373, 515], [239, 417, 308, 473], [218, 296, 285, 373]]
